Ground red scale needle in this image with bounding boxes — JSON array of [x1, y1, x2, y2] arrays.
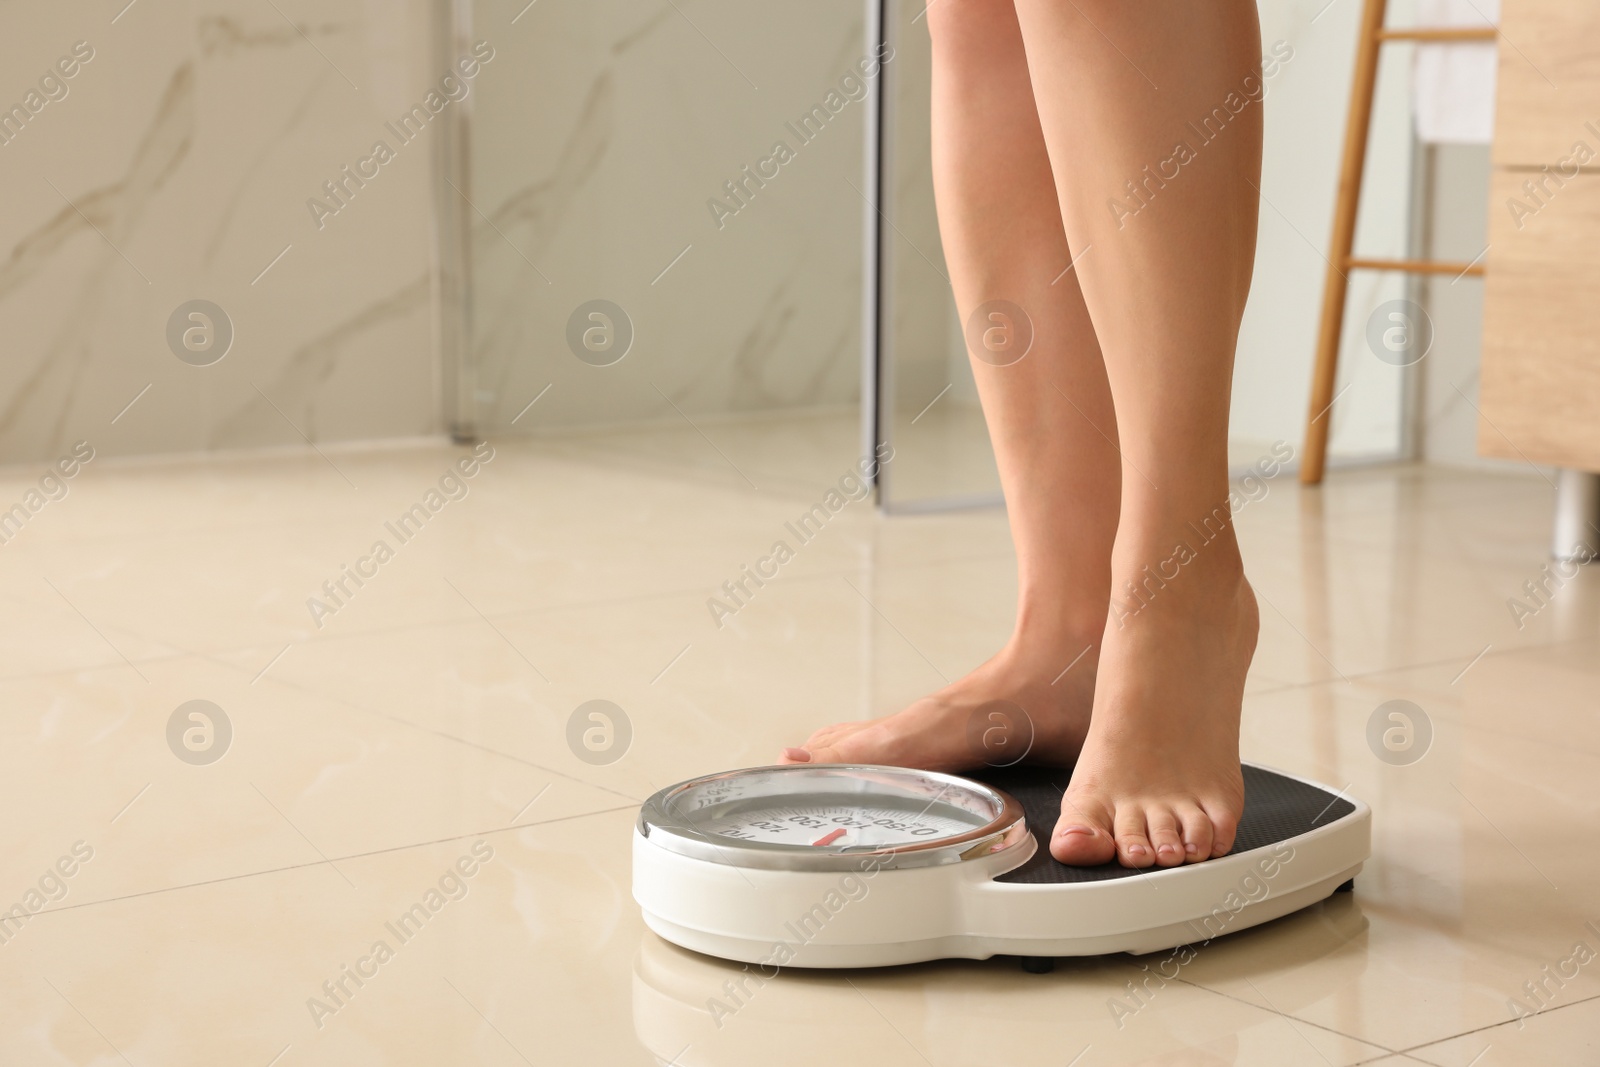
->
[[811, 828, 847, 847]]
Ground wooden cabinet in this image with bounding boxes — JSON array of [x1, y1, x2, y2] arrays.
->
[[1478, 1, 1600, 470], [1492, 1, 1600, 167], [1480, 171, 1600, 467]]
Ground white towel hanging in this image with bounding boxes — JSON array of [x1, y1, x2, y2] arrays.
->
[[1411, 0, 1500, 145]]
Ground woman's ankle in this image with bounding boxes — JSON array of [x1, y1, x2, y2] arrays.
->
[[1107, 522, 1246, 627], [1004, 607, 1104, 666]]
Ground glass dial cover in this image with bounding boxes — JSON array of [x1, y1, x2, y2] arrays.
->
[[638, 764, 1028, 871]]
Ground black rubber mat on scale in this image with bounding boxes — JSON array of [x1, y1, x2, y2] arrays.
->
[[968, 764, 1356, 884]]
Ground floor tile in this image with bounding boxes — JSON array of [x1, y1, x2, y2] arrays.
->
[[0, 654, 627, 906]]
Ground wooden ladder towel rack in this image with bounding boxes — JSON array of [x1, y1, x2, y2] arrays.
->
[[1298, 0, 1497, 484]]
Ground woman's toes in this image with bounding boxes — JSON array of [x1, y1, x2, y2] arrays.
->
[[1203, 801, 1240, 858], [806, 721, 857, 747], [1145, 805, 1186, 867], [1174, 800, 1214, 863], [1050, 797, 1116, 864], [1113, 808, 1156, 868], [1049, 822, 1115, 865], [778, 721, 867, 764]]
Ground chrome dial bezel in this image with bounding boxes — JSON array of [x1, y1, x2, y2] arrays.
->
[[637, 764, 1029, 871]]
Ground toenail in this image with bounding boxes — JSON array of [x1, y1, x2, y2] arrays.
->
[[781, 747, 811, 762], [1055, 825, 1096, 838], [1184, 842, 1200, 855], [1127, 844, 1148, 857], [1158, 844, 1178, 856]]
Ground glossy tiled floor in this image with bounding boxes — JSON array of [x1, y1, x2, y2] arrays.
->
[[3, 415, 1598, 1066]]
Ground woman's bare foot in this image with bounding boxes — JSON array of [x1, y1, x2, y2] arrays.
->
[[1050, 534, 1257, 868], [776, 630, 1099, 772]]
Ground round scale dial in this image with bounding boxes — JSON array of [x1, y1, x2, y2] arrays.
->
[[699, 799, 986, 849], [638, 765, 1028, 870]]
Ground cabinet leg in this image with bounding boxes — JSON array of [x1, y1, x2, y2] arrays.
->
[[1552, 470, 1600, 563]]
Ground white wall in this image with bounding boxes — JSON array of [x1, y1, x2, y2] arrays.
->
[[1233, 0, 1421, 462]]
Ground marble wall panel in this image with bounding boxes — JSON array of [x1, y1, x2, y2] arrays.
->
[[467, 0, 870, 434], [0, 0, 444, 464]]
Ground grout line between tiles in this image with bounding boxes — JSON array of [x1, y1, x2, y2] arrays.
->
[[4, 546, 1025, 688], [1237, 639, 1575, 700], [193, 652, 646, 807], [33, 803, 641, 919], [1243, 659, 1478, 699], [1380, 989, 1600, 1063], [1171, 973, 1396, 1058], [2, 550, 1029, 692]]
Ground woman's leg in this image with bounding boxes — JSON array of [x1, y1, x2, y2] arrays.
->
[[1009, 0, 1263, 866], [778, 0, 1121, 770]]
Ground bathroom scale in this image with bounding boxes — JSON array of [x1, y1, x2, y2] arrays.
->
[[632, 763, 1369, 968]]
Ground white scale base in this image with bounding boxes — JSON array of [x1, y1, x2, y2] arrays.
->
[[634, 764, 1369, 968]]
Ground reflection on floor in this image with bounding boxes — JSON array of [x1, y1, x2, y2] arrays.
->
[[1, 416, 1596, 1066]]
